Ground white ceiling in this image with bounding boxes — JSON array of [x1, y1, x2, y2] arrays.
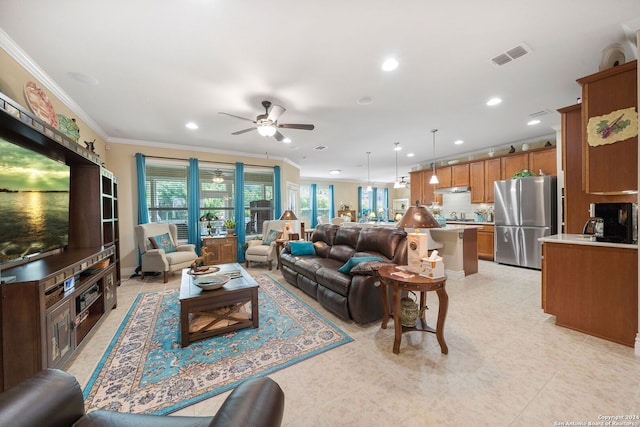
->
[[1, 1, 639, 184]]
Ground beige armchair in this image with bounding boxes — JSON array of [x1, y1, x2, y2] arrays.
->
[[135, 223, 198, 282], [245, 220, 299, 270]]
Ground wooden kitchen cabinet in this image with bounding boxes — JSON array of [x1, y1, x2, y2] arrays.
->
[[201, 236, 238, 264], [501, 153, 529, 179], [529, 148, 557, 176], [542, 241, 637, 347], [477, 224, 494, 260], [409, 170, 441, 206], [435, 166, 452, 188], [578, 60, 637, 194], [452, 163, 470, 186], [470, 161, 485, 203], [484, 158, 501, 203]]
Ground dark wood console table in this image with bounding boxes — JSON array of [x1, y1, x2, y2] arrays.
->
[[377, 265, 448, 354]]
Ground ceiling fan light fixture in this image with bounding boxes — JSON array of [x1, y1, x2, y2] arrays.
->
[[257, 123, 277, 137], [212, 169, 224, 183]]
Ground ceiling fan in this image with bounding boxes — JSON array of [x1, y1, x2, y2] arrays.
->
[[219, 100, 315, 141]]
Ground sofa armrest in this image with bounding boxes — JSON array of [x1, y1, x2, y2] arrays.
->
[[0, 369, 86, 427], [144, 248, 166, 257], [210, 377, 284, 427], [176, 243, 196, 252]]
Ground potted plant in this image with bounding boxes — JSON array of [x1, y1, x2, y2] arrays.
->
[[223, 219, 236, 235]]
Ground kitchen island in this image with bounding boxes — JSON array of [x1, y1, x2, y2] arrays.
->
[[428, 224, 481, 279], [539, 234, 638, 347]]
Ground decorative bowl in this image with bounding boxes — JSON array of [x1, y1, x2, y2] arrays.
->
[[193, 274, 230, 291]]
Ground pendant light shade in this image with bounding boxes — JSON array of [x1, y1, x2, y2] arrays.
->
[[393, 142, 403, 188], [430, 129, 439, 185]]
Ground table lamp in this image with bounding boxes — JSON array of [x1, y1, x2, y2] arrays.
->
[[396, 200, 441, 272], [279, 209, 298, 240]]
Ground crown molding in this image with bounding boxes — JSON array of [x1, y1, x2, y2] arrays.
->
[[0, 28, 109, 141]]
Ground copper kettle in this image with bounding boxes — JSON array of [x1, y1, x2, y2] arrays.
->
[[583, 217, 604, 236]]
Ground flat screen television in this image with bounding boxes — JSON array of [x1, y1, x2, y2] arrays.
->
[[0, 136, 70, 269]]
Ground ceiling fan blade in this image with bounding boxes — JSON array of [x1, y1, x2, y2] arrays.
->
[[267, 104, 286, 121], [278, 123, 315, 131], [273, 130, 285, 142], [231, 127, 256, 135], [218, 112, 256, 123]]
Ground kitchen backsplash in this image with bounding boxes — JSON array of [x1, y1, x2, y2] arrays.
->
[[440, 192, 494, 222]]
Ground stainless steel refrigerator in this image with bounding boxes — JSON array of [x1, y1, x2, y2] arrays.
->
[[494, 176, 557, 269]]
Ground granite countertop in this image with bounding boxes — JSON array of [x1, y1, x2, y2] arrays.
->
[[445, 221, 494, 226], [538, 234, 638, 249]]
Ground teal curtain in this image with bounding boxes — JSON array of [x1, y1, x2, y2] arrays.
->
[[274, 165, 282, 218], [357, 186, 362, 221], [384, 188, 389, 221], [188, 158, 201, 253], [372, 188, 378, 214], [329, 184, 335, 219], [310, 184, 318, 228], [235, 162, 245, 262], [135, 153, 149, 224]]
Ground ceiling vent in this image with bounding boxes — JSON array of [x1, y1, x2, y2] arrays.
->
[[313, 145, 327, 151], [491, 43, 532, 67], [529, 109, 550, 118]]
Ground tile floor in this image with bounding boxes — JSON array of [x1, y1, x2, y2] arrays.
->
[[68, 261, 640, 426]]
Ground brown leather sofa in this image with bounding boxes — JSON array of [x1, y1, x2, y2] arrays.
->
[[280, 224, 407, 323], [0, 369, 285, 427]]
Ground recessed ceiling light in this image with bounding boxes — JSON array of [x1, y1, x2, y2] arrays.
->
[[407, 153, 415, 157], [486, 97, 502, 106], [382, 58, 399, 72], [357, 96, 373, 105], [329, 170, 341, 175], [283, 137, 292, 143], [528, 119, 541, 126], [185, 122, 198, 130], [454, 139, 464, 145]]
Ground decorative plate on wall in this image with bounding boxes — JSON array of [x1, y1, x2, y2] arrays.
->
[[57, 114, 80, 141], [24, 81, 58, 129]]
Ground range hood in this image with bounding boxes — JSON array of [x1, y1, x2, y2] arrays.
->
[[434, 186, 471, 194]]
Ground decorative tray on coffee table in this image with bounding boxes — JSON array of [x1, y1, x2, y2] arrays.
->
[[187, 266, 220, 276]]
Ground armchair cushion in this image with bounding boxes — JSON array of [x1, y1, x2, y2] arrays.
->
[[263, 229, 281, 246], [149, 233, 176, 253]]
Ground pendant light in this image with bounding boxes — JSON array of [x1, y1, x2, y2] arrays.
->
[[393, 142, 403, 188], [429, 129, 439, 185], [366, 151, 372, 192]]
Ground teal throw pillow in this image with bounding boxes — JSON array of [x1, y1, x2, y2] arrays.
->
[[289, 241, 316, 256], [149, 233, 176, 253], [337, 256, 384, 274], [263, 229, 281, 245]]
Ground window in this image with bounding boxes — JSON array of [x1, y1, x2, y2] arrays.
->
[[300, 185, 311, 222], [244, 168, 274, 235], [199, 165, 235, 236], [316, 185, 331, 219], [145, 159, 189, 240]]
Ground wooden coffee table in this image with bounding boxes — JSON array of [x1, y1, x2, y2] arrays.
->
[[179, 263, 259, 347]]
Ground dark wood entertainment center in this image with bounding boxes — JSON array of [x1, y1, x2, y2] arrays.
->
[[0, 92, 120, 391]]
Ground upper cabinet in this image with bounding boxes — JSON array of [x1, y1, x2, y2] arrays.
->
[[484, 158, 502, 203], [529, 149, 557, 177], [452, 164, 470, 186], [470, 161, 485, 203], [501, 153, 529, 179], [435, 166, 452, 188], [578, 60, 637, 194]]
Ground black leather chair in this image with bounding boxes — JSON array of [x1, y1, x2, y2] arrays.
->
[[0, 369, 285, 427]]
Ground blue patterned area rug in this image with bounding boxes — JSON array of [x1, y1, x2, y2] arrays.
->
[[83, 274, 352, 415]]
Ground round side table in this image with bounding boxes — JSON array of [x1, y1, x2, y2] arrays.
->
[[377, 265, 448, 354]]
